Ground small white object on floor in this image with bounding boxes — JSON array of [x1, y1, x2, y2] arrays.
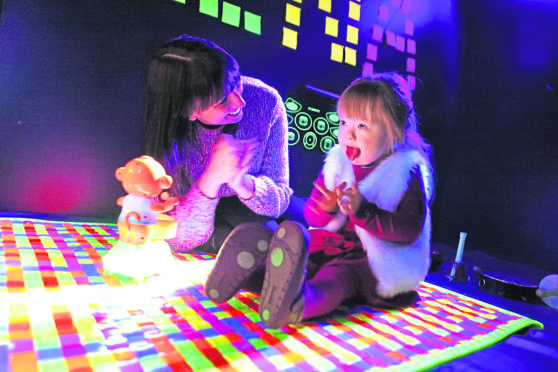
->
[[537, 274, 558, 310]]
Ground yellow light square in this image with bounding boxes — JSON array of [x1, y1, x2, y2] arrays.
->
[[319, 0, 332, 13], [331, 43, 343, 63], [348, 1, 361, 21], [325, 17, 338, 37], [344, 47, 357, 66], [347, 25, 359, 45], [282, 27, 298, 50], [285, 3, 301, 26]]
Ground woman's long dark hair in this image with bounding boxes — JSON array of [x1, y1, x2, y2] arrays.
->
[[144, 35, 240, 196]]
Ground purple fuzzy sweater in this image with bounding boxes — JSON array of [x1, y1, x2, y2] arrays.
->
[[168, 76, 292, 251]]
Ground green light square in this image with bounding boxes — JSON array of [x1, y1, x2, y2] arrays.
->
[[200, 0, 219, 18], [245, 11, 261, 35], [222, 2, 241, 27]]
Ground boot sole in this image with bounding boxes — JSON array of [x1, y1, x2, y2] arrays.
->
[[259, 221, 308, 328], [205, 222, 272, 302]]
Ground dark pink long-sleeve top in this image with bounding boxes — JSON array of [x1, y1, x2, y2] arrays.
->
[[304, 162, 427, 245]]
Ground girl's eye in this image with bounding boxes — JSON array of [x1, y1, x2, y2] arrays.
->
[[358, 123, 367, 129], [339, 120, 346, 126]]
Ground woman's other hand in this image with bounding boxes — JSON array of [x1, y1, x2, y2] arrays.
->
[[199, 134, 256, 198]]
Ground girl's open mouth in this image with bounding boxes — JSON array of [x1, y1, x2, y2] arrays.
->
[[345, 146, 360, 161]]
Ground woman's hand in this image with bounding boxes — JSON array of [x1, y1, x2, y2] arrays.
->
[[198, 134, 256, 198], [228, 138, 258, 199]]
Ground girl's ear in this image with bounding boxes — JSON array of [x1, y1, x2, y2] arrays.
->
[[189, 112, 197, 121]]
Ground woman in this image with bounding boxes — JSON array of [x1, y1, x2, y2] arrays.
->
[[145, 35, 291, 253]]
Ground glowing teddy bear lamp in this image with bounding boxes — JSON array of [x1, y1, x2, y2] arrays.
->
[[102, 156, 179, 281]]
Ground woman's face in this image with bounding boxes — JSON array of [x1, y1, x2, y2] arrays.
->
[[337, 107, 390, 166], [190, 82, 245, 125]]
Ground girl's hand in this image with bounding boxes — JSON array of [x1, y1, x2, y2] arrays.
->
[[309, 181, 347, 214], [337, 183, 363, 215]]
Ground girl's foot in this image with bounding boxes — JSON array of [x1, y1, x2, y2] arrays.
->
[[205, 222, 272, 302], [259, 221, 309, 328]]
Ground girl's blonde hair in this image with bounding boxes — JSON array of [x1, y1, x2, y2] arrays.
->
[[337, 72, 431, 158]]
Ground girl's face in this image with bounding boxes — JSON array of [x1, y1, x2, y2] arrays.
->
[[337, 107, 390, 166], [190, 82, 246, 125]]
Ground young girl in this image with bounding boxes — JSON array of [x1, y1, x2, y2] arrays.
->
[[144, 36, 291, 253], [257, 72, 435, 328], [207, 72, 434, 328], [205, 73, 434, 328]]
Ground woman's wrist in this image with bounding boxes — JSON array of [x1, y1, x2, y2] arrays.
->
[[234, 174, 255, 200], [198, 173, 221, 199]]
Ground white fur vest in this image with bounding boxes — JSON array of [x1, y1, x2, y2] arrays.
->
[[321, 145, 434, 298]]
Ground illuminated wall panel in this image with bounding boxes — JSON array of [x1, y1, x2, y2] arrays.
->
[[318, 0, 332, 13], [282, 27, 298, 50], [286, 3, 301, 26], [199, 0, 219, 18], [222, 2, 241, 27], [345, 46, 357, 66], [195, 0, 264, 34], [170, 0, 422, 156], [325, 17, 339, 37], [283, 1, 301, 49], [244, 12, 261, 35], [348, 1, 361, 21]]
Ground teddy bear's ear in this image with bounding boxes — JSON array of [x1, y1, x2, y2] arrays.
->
[[157, 175, 173, 189], [115, 167, 125, 181]]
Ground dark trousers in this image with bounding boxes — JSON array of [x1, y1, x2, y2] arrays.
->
[[191, 196, 273, 254]]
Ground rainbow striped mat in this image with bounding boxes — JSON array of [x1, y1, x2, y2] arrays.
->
[[1, 217, 543, 371]]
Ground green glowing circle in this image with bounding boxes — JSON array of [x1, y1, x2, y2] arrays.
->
[[262, 309, 270, 321], [271, 248, 284, 267]]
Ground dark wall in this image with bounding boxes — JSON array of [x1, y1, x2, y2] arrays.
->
[[3, 1, 554, 271], [1, 0, 457, 216], [436, 0, 558, 272]]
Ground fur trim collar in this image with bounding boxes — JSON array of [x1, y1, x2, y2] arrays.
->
[[320, 145, 432, 297]]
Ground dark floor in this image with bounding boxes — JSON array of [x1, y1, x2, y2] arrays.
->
[[426, 243, 558, 371]]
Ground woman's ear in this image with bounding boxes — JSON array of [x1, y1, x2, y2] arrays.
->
[[189, 112, 197, 121]]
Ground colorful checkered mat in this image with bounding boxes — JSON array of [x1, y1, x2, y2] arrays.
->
[[1, 217, 543, 371]]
